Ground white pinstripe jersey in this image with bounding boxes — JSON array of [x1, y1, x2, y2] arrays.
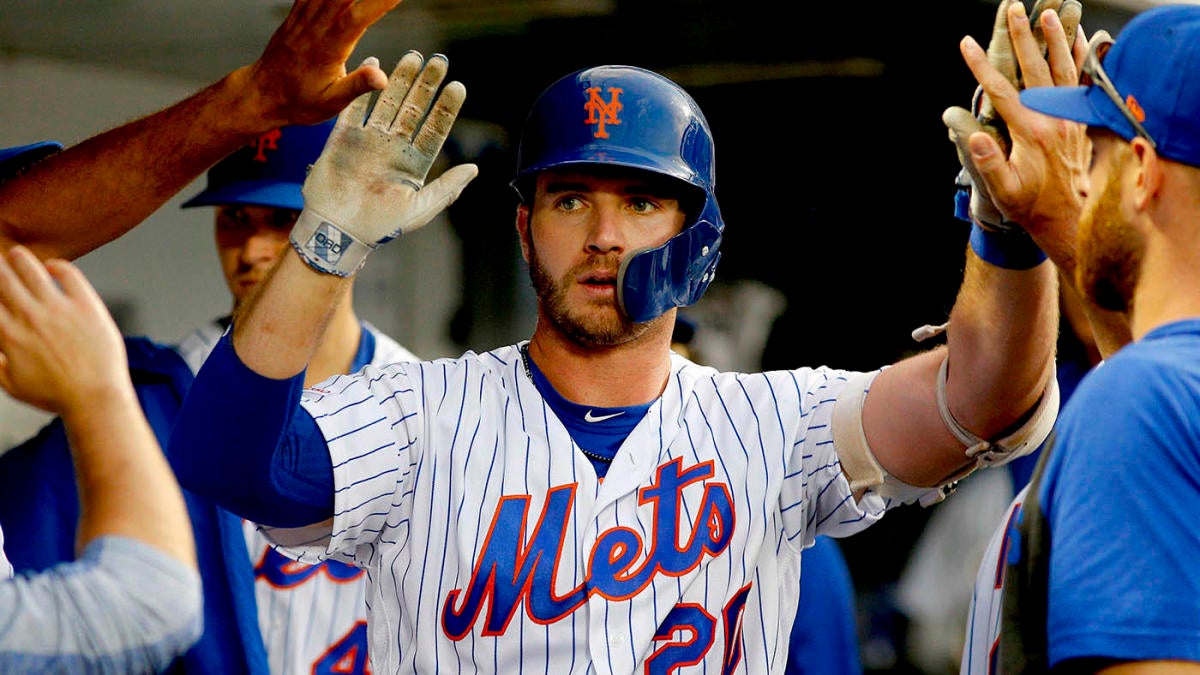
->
[[262, 343, 896, 674], [960, 485, 1028, 675], [179, 319, 417, 675], [0, 526, 11, 580]]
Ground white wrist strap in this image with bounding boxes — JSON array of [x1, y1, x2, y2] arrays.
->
[[289, 208, 375, 278]]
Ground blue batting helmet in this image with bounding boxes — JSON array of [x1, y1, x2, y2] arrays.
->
[[511, 65, 723, 324], [182, 120, 334, 211]]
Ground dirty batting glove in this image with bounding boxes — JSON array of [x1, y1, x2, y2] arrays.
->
[[944, 0, 1081, 232], [291, 52, 479, 277]]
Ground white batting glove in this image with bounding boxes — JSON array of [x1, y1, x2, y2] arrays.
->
[[291, 52, 479, 277], [944, 0, 1081, 232]]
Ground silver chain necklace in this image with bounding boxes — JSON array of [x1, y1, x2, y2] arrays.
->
[[520, 342, 614, 465]]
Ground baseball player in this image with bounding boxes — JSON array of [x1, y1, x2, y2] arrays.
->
[[166, 52, 1060, 673], [0, 121, 416, 674]]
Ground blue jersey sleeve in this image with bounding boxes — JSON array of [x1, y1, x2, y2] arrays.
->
[[1041, 350, 1200, 666], [166, 331, 335, 527]]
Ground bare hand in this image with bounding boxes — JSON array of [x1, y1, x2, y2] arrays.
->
[[241, 0, 404, 128], [958, 2, 1094, 276], [0, 246, 129, 414]]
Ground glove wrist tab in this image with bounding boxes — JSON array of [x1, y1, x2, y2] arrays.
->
[[968, 222, 1047, 270], [289, 208, 375, 278]]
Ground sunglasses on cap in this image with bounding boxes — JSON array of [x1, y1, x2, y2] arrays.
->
[[1080, 36, 1157, 149]]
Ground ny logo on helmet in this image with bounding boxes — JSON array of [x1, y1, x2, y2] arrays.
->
[[252, 128, 283, 162], [584, 87, 623, 139]]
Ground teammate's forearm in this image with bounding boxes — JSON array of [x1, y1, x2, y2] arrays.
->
[[0, 71, 284, 262], [63, 387, 196, 569], [0, 536, 201, 672]]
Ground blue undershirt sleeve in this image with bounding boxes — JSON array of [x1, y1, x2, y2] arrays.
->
[[166, 331, 334, 527]]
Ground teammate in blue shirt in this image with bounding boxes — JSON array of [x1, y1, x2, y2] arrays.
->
[[950, 3, 1200, 671]]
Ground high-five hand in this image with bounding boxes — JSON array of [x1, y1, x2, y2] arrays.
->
[[290, 51, 479, 277], [944, 0, 1082, 232]]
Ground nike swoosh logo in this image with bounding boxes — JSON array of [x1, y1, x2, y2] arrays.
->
[[584, 410, 625, 423]]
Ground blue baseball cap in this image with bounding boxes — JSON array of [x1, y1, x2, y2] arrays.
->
[[182, 120, 334, 210], [1020, 5, 1200, 168], [0, 141, 64, 181]]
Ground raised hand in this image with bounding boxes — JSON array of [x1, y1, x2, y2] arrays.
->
[[290, 51, 479, 277], [0, 246, 129, 415], [239, 0, 405, 128], [944, 0, 1083, 232], [957, 3, 1097, 274]]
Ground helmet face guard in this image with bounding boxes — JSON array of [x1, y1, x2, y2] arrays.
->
[[512, 65, 724, 323]]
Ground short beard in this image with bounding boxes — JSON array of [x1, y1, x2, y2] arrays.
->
[[1076, 162, 1143, 314], [527, 238, 653, 347]]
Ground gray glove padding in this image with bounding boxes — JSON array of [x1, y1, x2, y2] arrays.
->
[[944, 0, 1082, 232]]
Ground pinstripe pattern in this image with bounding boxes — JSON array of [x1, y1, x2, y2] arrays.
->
[[961, 485, 1028, 675], [180, 320, 417, 674], [0, 527, 12, 580], [262, 343, 893, 674]]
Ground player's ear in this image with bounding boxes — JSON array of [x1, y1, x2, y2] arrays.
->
[[515, 204, 531, 263]]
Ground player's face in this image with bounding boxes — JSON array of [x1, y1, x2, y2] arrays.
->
[[1075, 132, 1144, 314], [215, 205, 300, 309], [519, 167, 687, 346]]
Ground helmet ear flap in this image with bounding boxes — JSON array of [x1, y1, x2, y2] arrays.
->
[[618, 218, 723, 324]]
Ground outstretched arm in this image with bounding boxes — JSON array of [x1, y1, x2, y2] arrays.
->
[[861, 247, 1058, 489], [232, 51, 477, 377], [0, 245, 201, 669], [0, 0, 402, 262], [168, 52, 475, 528], [841, 2, 1075, 492], [958, 1, 1131, 356]]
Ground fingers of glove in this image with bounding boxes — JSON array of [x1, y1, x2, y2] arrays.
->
[[369, 51, 426, 131], [1028, 0, 1062, 55], [397, 163, 479, 235], [1086, 29, 1113, 55], [1058, 0, 1082, 52], [945, 106, 987, 159], [1039, 9, 1081, 85], [412, 80, 466, 161], [987, 0, 1020, 84], [392, 54, 450, 140], [1009, 1, 1057, 88], [966, 131, 1020, 207], [945, 108, 1004, 218], [961, 36, 1024, 130], [334, 78, 378, 134]]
